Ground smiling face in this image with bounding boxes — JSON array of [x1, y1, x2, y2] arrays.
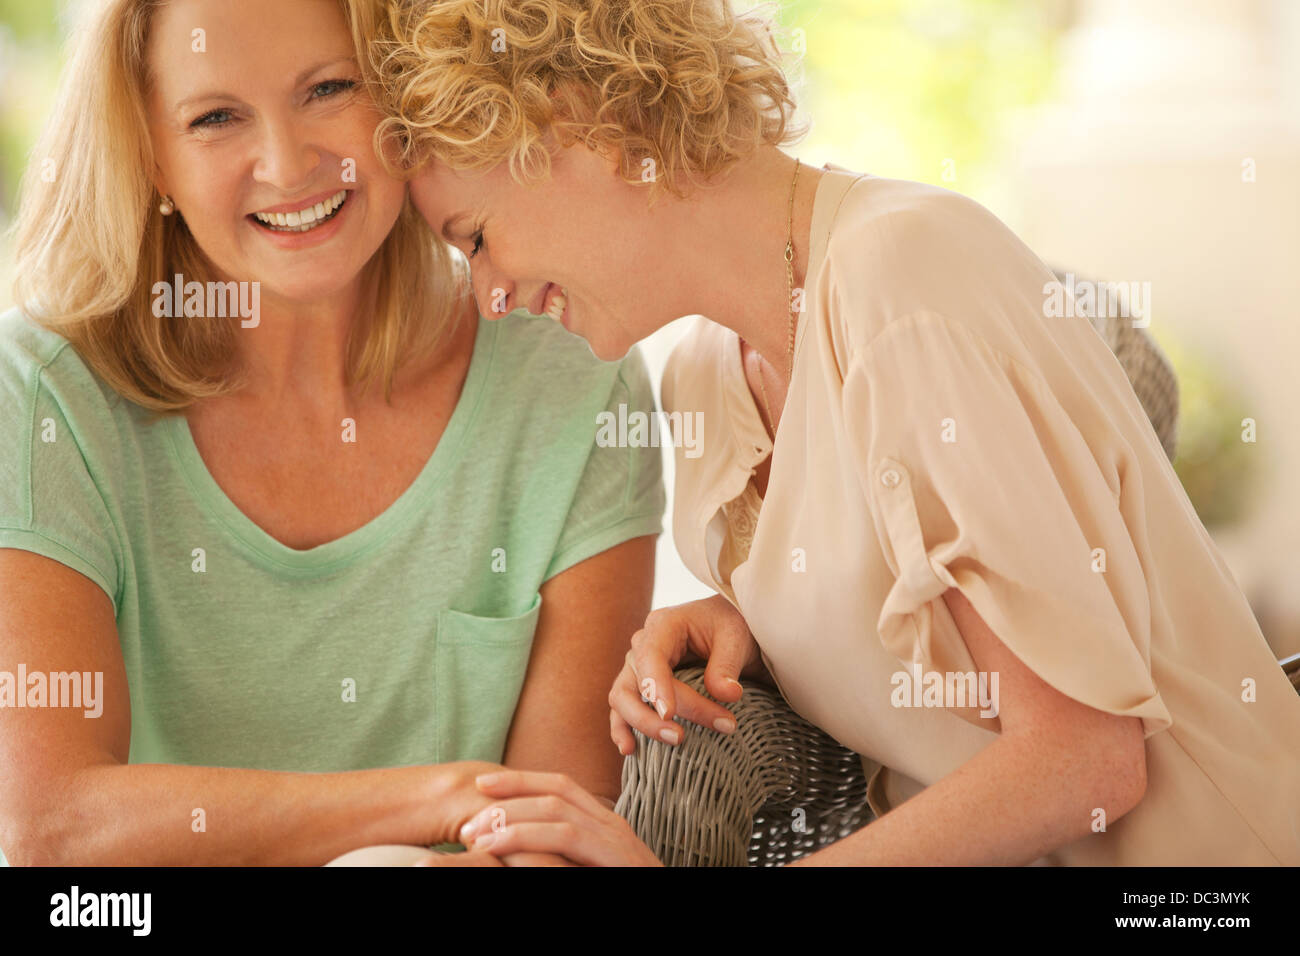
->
[[145, 0, 406, 308], [409, 140, 680, 361]]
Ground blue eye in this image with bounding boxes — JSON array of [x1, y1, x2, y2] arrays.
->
[[312, 78, 358, 99], [190, 109, 233, 129]]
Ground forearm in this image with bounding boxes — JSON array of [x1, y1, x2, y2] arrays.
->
[[789, 734, 1133, 866], [19, 762, 447, 866], [505, 536, 657, 807]]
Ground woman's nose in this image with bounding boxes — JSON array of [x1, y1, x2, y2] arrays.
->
[[252, 117, 322, 193]]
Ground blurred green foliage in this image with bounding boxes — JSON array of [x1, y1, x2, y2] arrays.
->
[[0, 0, 62, 41], [776, 0, 1069, 195], [1162, 336, 1263, 529], [0, 0, 64, 223]]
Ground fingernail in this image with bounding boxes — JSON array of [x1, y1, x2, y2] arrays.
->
[[659, 727, 680, 745], [713, 716, 736, 733], [654, 698, 668, 719], [476, 773, 501, 787], [473, 832, 497, 849], [460, 820, 480, 840]]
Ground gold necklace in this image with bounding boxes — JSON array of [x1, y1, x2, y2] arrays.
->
[[755, 158, 800, 437]]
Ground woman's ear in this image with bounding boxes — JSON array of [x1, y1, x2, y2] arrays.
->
[[544, 112, 623, 179], [150, 160, 171, 202], [543, 124, 625, 189]]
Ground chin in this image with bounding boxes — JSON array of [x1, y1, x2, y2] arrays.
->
[[562, 304, 635, 361], [260, 269, 361, 306], [585, 333, 631, 363]]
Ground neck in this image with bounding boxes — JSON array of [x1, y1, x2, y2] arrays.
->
[[240, 277, 368, 406], [659, 147, 822, 374]]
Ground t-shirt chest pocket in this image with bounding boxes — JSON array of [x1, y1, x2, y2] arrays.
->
[[434, 592, 543, 764]]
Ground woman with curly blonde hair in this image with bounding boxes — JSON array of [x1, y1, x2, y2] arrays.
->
[[0, 0, 666, 867], [361, 0, 1300, 866]]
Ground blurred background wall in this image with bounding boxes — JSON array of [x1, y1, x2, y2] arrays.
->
[[2, 0, 1295, 657]]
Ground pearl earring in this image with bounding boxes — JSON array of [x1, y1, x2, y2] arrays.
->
[[159, 195, 175, 216]]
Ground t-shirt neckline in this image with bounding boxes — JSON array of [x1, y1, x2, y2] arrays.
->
[[164, 313, 496, 574]]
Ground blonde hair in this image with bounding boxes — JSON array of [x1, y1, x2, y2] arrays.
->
[[8, 0, 468, 416], [360, 0, 808, 199]]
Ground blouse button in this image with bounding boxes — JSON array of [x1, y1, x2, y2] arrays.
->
[[880, 468, 902, 489]]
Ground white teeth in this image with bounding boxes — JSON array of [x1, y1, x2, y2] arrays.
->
[[544, 285, 567, 321], [253, 190, 348, 232]]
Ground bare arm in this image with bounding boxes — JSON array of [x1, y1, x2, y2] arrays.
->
[[0, 550, 500, 866], [500, 535, 657, 807], [788, 588, 1148, 865]]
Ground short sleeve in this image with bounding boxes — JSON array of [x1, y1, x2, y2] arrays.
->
[[0, 354, 123, 615], [544, 345, 666, 580], [843, 310, 1172, 739]]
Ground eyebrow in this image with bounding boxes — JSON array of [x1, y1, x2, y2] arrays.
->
[[172, 56, 359, 112]]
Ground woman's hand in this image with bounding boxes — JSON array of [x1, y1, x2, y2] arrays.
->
[[430, 763, 581, 865], [428, 760, 515, 845], [609, 594, 767, 753], [458, 770, 662, 866]]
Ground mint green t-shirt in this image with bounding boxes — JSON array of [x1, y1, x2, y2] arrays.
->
[[0, 307, 664, 864]]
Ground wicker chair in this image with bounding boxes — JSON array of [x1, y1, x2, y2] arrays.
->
[[615, 271, 1288, 866]]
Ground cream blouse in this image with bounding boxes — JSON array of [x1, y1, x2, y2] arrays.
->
[[661, 163, 1300, 865]]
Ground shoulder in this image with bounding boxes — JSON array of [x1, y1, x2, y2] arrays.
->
[[0, 308, 135, 512], [826, 174, 1019, 277], [0, 306, 76, 379], [0, 307, 127, 426], [831, 173, 993, 237], [819, 175, 1053, 357], [480, 311, 655, 423]]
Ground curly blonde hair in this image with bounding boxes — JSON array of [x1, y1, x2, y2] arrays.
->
[[359, 0, 808, 198]]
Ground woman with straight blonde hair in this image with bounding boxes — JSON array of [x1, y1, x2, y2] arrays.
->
[[0, 0, 664, 866], [365, 0, 1300, 866]]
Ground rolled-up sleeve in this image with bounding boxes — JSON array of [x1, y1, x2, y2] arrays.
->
[[842, 310, 1172, 739]]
